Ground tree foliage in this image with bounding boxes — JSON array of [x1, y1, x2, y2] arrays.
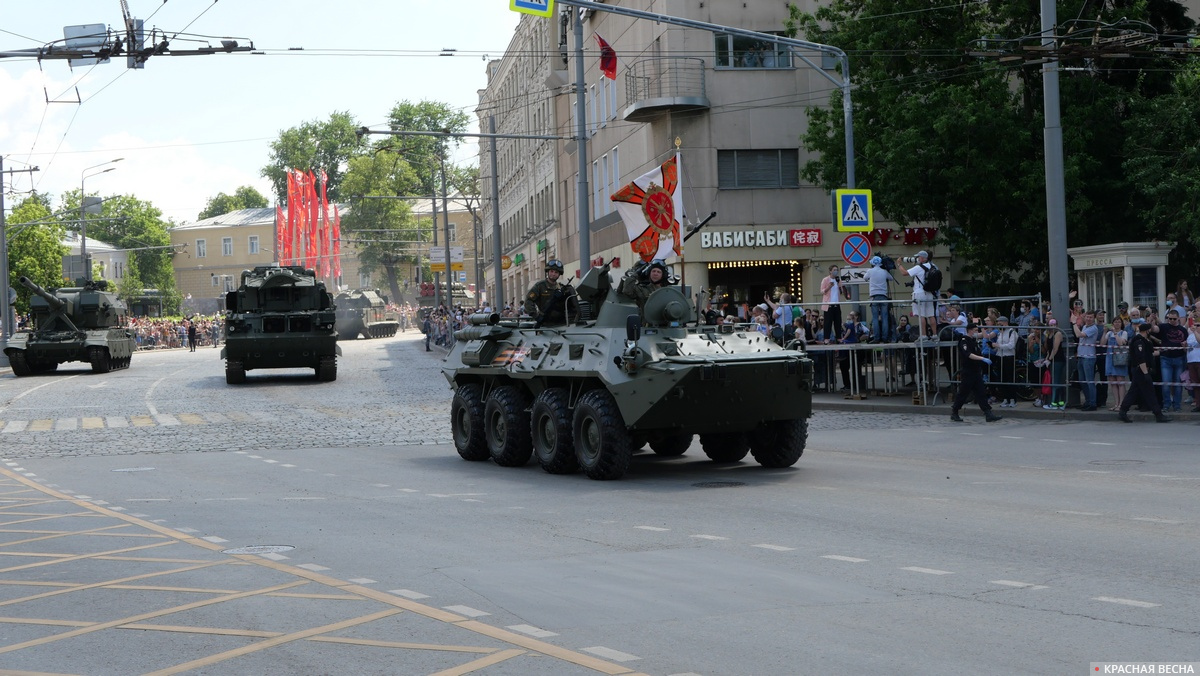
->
[[5, 195, 66, 314], [338, 150, 424, 303], [787, 0, 1197, 287], [197, 185, 269, 221], [261, 111, 366, 205], [384, 100, 470, 195]]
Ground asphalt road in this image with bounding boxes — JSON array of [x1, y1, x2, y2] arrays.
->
[[0, 333, 1196, 675]]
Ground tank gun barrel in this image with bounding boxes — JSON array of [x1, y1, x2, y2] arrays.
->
[[18, 276, 64, 311]]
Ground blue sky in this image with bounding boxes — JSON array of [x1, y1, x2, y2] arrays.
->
[[0, 1, 522, 223]]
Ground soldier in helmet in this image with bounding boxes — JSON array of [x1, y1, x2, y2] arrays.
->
[[618, 259, 673, 314], [524, 259, 578, 326]]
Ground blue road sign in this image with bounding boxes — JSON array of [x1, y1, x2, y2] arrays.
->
[[511, 0, 554, 17], [841, 233, 871, 267], [834, 188, 873, 232]]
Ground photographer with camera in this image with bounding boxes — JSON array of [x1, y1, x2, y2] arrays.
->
[[820, 264, 851, 344], [900, 250, 939, 341], [524, 259, 578, 327]]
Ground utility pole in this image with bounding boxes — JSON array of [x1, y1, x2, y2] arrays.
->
[[489, 117, 504, 311], [0, 156, 40, 345]]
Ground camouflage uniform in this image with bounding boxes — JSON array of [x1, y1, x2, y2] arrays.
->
[[617, 276, 667, 313], [524, 279, 578, 326]]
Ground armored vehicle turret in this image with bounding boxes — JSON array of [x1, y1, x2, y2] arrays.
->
[[221, 265, 340, 383], [3, 277, 135, 376], [334, 288, 399, 339], [442, 260, 813, 480]]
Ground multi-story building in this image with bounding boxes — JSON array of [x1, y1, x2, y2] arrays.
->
[[478, 2, 940, 315]]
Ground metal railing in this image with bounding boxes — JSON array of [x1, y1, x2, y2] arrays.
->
[[623, 57, 708, 108]]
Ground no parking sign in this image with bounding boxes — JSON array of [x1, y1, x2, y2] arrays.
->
[[841, 233, 872, 267]]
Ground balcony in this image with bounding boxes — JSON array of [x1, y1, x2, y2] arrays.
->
[[622, 57, 710, 123]]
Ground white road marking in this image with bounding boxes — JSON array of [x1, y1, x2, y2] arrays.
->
[[1132, 517, 1184, 525], [105, 416, 128, 428], [582, 646, 641, 662], [1093, 596, 1160, 608], [961, 432, 983, 436], [753, 544, 796, 552], [636, 526, 669, 532], [999, 435, 1023, 439], [390, 589, 430, 599], [174, 528, 199, 533], [2, 421, 27, 433], [427, 493, 486, 498], [1040, 439, 1068, 443], [1079, 470, 1111, 474], [920, 497, 950, 502], [1138, 474, 1176, 478], [371, 484, 389, 487], [297, 564, 330, 572], [462, 499, 483, 503], [247, 455, 262, 459], [259, 552, 289, 561], [991, 580, 1049, 590], [201, 536, 229, 544], [1088, 442, 1115, 446], [1058, 510, 1102, 516], [822, 555, 868, 563], [691, 534, 728, 541], [234, 451, 248, 455], [443, 605, 489, 617], [73, 495, 92, 500], [281, 464, 296, 468], [154, 414, 180, 426], [281, 497, 325, 501], [55, 418, 78, 431], [902, 567, 954, 575], [204, 498, 248, 501], [398, 489, 419, 493], [347, 578, 376, 584], [263, 460, 278, 464], [507, 624, 557, 638]]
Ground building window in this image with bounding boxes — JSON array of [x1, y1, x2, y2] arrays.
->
[[358, 271, 372, 288], [196, 239, 206, 258], [222, 237, 233, 256], [715, 32, 792, 69], [248, 235, 260, 255], [717, 149, 800, 189]]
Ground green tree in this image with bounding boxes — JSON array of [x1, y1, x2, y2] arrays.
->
[[338, 150, 425, 303], [5, 195, 67, 314], [384, 100, 470, 194], [787, 0, 1194, 289], [197, 185, 269, 221], [261, 112, 366, 205]]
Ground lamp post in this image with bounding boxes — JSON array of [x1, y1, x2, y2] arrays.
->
[[80, 158, 123, 282]]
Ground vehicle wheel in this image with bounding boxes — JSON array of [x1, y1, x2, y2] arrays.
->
[[573, 389, 633, 480], [225, 360, 246, 384], [699, 432, 750, 463], [317, 355, 337, 381], [531, 388, 577, 474], [485, 386, 532, 467], [748, 419, 808, 468], [89, 347, 111, 374], [8, 352, 32, 377], [650, 433, 693, 457], [451, 384, 489, 461]]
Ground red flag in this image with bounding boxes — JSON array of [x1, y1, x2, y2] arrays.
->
[[595, 34, 617, 80], [306, 170, 318, 271], [332, 205, 342, 279], [285, 171, 298, 265], [275, 206, 286, 264], [319, 169, 330, 279]]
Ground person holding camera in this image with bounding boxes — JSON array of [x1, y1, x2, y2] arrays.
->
[[900, 250, 937, 340], [820, 264, 850, 343], [525, 259, 579, 327]]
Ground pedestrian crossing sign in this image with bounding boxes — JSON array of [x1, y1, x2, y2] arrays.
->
[[511, 0, 554, 17], [834, 189, 873, 232]]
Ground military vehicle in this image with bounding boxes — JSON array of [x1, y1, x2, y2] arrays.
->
[[4, 276, 135, 376], [442, 261, 813, 480], [334, 288, 400, 339], [221, 265, 340, 384]]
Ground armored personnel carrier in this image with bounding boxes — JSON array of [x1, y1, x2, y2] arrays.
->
[[4, 276, 135, 376], [442, 261, 813, 480], [334, 288, 400, 339], [221, 265, 340, 384]]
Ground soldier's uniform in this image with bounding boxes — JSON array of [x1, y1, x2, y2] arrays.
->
[[524, 260, 578, 326], [1119, 324, 1169, 422], [617, 260, 671, 317]]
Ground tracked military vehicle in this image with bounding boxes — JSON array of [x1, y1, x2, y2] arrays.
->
[[442, 261, 813, 480], [221, 265, 340, 383], [334, 288, 400, 339], [3, 277, 135, 376]]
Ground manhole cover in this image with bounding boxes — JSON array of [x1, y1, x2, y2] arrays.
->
[[111, 467, 156, 472], [1088, 459, 1145, 466], [221, 545, 296, 555], [691, 481, 747, 488]]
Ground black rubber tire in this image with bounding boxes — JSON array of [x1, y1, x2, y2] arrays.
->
[[650, 433, 694, 457], [748, 419, 808, 468], [8, 352, 32, 377], [225, 360, 246, 384], [700, 432, 750, 463], [485, 386, 533, 467], [317, 355, 337, 381], [89, 347, 111, 374], [573, 389, 633, 480], [531, 388, 577, 474], [451, 384, 489, 461]]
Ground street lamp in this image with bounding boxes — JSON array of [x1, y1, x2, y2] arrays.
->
[[80, 158, 123, 281]]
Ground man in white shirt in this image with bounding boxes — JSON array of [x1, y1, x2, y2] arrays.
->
[[863, 256, 893, 343], [900, 250, 936, 340]]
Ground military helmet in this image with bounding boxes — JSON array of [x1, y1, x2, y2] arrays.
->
[[545, 259, 564, 274]]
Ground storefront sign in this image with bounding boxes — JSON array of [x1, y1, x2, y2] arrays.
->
[[537, 239, 548, 253], [1079, 257, 1115, 268], [514, 254, 526, 265], [501, 255, 512, 270], [700, 230, 792, 249], [862, 227, 938, 247], [699, 226, 936, 250], [790, 229, 821, 246]]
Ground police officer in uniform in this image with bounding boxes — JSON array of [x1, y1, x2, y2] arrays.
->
[[950, 322, 1003, 422], [618, 259, 672, 314], [1118, 321, 1172, 422], [524, 259, 578, 327]]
